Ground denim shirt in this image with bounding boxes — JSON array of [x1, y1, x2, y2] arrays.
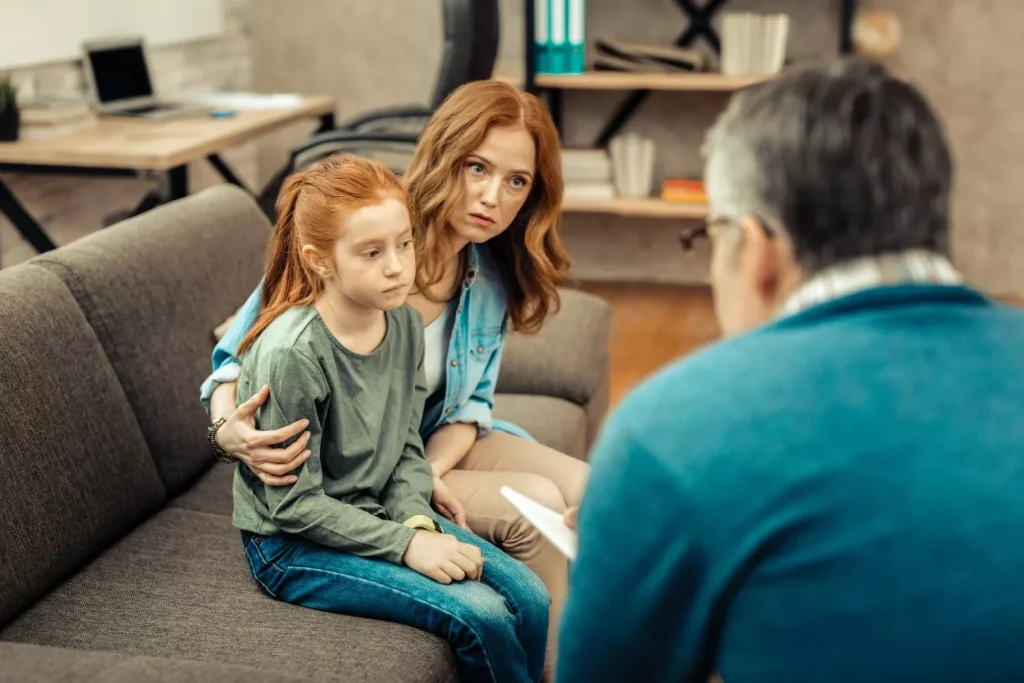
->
[[200, 243, 529, 442]]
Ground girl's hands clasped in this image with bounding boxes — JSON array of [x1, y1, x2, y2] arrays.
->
[[403, 531, 484, 584]]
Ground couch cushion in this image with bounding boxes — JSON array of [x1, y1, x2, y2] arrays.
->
[[169, 463, 235, 517], [0, 642, 318, 683], [33, 186, 272, 497], [493, 393, 587, 459], [498, 288, 611, 406], [0, 508, 458, 683], [0, 265, 165, 628]]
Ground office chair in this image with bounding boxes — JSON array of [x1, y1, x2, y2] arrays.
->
[[257, 0, 500, 220]]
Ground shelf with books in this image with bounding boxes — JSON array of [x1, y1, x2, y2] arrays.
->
[[522, 0, 859, 146], [561, 196, 707, 220], [536, 71, 769, 91], [560, 147, 708, 221]]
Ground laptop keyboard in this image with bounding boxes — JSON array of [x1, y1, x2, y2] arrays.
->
[[122, 104, 173, 115]]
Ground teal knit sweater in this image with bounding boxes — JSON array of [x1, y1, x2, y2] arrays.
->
[[559, 284, 1024, 683]]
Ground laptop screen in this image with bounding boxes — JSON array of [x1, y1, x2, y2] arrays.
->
[[88, 43, 154, 104]]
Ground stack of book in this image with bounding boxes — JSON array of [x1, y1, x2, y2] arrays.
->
[[562, 148, 615, 201], [534, 0, 586, 75], [592, 38, 705, 73], [661, 179, 707, 205], [720, 13, 790, 75], [19, 97, 96, 140]]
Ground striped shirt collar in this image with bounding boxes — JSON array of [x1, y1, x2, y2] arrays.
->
[[779, 249, 964, 318]]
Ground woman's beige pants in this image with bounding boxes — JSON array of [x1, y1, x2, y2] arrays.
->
[[440, 430, 590, 683]]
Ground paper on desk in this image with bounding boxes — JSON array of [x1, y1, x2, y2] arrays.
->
[[182, 92, 305, 110], [500, 486, 578, 560]]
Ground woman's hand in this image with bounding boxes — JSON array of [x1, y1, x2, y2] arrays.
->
[[216, 384, 312, 486], [431, 476, 469, 530]]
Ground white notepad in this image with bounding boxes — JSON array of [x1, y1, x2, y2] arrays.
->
[[500, 486, 578, 560]]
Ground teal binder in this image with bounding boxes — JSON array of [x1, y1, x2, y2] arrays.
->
[[549, 0, 568, 74], [534, 0, 551, 74], [567, 0, 585, 74]]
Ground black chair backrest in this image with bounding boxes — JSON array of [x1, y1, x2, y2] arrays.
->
[[429, 0, 500, 110]]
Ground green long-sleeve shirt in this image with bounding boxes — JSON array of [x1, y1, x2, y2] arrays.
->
[[233, 303, 435, 564]]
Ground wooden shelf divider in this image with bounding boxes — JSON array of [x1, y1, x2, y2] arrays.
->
[[561, 196, 707, 219], [536, 71, 769, 92]]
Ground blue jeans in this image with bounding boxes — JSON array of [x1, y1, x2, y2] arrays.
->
[[241, 520, 550, 683]]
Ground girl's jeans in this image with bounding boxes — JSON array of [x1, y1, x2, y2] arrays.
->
[[241, 519, 550, 683]]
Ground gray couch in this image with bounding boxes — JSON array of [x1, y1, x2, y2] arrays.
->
[[0, 186, 611, 683]]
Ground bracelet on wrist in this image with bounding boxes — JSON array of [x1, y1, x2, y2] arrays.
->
[[207, 417, 237, 464]]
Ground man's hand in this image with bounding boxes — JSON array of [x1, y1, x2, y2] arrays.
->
[[403, 530, 484, 584], [217, 384, 311, 485], [564, 506, 579, 530], [432, 476, 469, 530]]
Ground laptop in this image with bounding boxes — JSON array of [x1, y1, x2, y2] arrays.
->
[[82, 37, 209, 119]]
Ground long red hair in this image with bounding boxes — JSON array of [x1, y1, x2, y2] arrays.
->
[[237, 154, 406, 356], [403, 80, 570, 333]]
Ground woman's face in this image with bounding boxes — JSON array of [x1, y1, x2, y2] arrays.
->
[[450, 124, 537, 246]]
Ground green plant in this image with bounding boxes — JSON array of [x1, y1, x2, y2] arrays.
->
[[0, 75, 17, 113]]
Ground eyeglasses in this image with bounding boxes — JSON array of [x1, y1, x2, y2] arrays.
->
[[679, 216, 775, 253]]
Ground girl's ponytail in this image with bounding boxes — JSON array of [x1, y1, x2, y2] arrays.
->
[[237, 171, 317, 356]]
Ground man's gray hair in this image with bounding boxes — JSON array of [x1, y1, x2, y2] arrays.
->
[[704, 57, 952, 273]]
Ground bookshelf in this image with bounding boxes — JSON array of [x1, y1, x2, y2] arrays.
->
[[536, 71, 768, 92], [562, 196, 707, 220], [523, 0, 858, 138], [520, 0, 858, 222]]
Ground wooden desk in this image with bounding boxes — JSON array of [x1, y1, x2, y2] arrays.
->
[[0, 95, 335, 253]]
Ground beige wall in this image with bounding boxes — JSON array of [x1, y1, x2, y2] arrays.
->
[[864, 0, 1024, 294]]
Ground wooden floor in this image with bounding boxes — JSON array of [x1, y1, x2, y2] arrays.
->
[[580, 282, 721, 407], [581, 285, 1024, 408]]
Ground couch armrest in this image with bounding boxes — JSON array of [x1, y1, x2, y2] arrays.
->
[[0, 642, 316, 683], [498, 288, 612, 408]]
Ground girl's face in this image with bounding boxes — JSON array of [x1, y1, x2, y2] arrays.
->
[[450, 124, 537, 248], [312, 197, 416, 312]]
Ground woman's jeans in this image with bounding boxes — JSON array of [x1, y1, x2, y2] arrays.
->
[[241, 519, 550, 683]]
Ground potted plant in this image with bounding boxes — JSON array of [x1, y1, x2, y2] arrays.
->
[[0, 75, 19, 142]]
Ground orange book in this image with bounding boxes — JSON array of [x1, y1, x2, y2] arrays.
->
[[661, 178, 707, 204], [662, 178, 705, 191]]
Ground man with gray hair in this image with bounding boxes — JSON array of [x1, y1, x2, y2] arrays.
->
[[557, 58, 1024, 683]]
